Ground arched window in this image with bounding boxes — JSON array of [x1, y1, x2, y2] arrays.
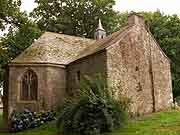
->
[[20, 70, 38, 101]]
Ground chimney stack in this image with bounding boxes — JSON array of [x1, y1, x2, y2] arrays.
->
[[128, 12, 145, 26]]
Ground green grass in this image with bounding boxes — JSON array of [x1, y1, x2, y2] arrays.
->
[[0, 122, 57, 135], [0, 112, 3, 129], [1, 109, 180, 135], [0, 115, 58, 135], [104, 109, 180, 135]]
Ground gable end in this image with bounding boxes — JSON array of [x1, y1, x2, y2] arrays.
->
[[146, 28, 171, 63]]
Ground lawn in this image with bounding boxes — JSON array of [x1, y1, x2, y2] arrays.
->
[[3, 122, 57, 135], [105, 109, 180, 135], [0, 115, 58, 135], [0, 113, 3, 130], [0, 109, 180, 135]]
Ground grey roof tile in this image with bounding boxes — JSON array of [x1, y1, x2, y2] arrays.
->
[[12, 32, 95, 65], [12, 24, 170, 65]]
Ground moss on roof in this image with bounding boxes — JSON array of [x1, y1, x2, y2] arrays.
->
[[69, 25, 133, 63], [12, 32, 95, 65], [11, 24, 169, 66], [12, 25, 134, 65]]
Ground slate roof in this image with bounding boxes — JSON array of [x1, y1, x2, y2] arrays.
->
[[12, 32, 95, 65], [69, 24, 170, 63], [70, 25, 133, 63], [12, 25, 133, 65], [12, 22, 170, 65]]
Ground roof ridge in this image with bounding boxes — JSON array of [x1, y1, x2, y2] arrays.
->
[[68, 25, 134, 64], [43, 32, 95, 41]]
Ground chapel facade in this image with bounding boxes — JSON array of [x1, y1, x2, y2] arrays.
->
[[3, 13, 173, 125]]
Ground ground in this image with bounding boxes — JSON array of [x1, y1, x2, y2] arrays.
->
[[0, 116, 57, 135], [104, 109, 180, 135], [0, 113, 2, 130], [0, 109, 180, 135]]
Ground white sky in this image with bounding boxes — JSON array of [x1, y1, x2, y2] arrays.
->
[[114, 0, 180, 15], [21, 0, 37, 13], [21, 0, 180, 15]]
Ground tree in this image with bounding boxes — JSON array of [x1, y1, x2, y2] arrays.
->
[[0, 0, 23, 30], [0, 0, 34, 63], [31, 0, 119, 38], [0, 20, 41, 81], [2, 20, 42, 61], [0, 0, 42, 82]]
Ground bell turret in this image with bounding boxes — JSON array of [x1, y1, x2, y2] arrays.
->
[[94, 19, 106, 40]]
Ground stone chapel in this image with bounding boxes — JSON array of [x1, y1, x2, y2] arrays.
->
[[3, 13, 173, 124]]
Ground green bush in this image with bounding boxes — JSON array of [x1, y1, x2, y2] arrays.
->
[[175, 96, 180, 106], [57, 75, 130, 135]]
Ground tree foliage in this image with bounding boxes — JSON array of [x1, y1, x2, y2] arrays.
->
[[32, 0, 118, 38], [2, 20, 42, 61], [0, 0, 42, 82], [0, 0, 23, 30]]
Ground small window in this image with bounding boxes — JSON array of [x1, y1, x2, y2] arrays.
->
[[20, 69, 38, 101], [77, 71, 81, 82], [137, 82, 143, 92], [135, 66, 139, 71]]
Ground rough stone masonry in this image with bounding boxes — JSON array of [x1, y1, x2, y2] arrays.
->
[[3, 12, 173, 129]]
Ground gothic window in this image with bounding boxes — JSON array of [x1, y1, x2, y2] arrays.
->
[[20, 70, 38, 101]]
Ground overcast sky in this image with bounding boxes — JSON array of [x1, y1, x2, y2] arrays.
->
[[21, 0, 180, 15]]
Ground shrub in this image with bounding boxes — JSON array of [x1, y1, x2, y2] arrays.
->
[[57, 75, 130, 135], [10, 108, 56, 132], [175, 96, 180, 106]]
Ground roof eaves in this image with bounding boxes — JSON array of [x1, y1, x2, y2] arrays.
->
[[146, 28, 171, 63], [9, 62, 67, 68]]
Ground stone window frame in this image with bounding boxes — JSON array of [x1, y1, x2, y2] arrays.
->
[[17, 69, 38, 103]]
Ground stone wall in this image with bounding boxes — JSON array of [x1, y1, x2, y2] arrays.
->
[[7, 64, 66, 118], [67, 51, 107, 96], [106, 24, 173, 115], [5, 14, 173, 124], [46, 66, 66, 109], [150, 35, 173, 111]]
